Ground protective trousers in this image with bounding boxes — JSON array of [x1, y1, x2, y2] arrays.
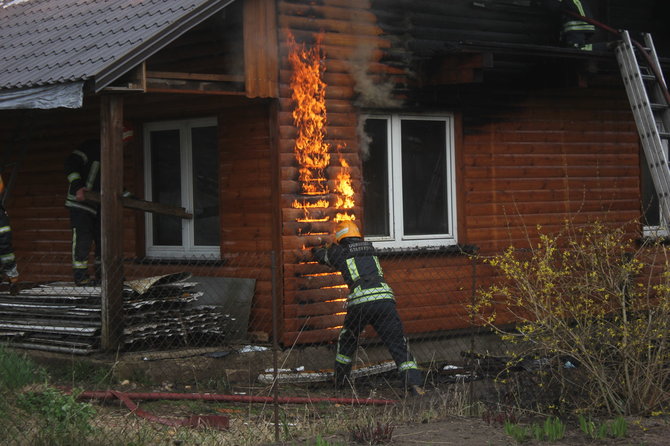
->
[[0, 206, 16, 273], [69, 208, 101, 284], [335, 299, 421, 388]]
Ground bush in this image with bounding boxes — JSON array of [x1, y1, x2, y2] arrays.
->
[[473, 220, 670, 416]]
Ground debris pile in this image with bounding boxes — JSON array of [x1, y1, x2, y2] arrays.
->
[[0, 273, 230, 354]]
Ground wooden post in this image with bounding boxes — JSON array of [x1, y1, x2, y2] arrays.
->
[[100, 94, 125, 351]]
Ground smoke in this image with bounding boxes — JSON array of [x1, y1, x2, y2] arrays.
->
[[349, 43, 403, 110], [349, 43, 403, 161]]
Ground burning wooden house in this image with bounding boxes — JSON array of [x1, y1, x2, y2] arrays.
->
[[1, 0, 669, 351]]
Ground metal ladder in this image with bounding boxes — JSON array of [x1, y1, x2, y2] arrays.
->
[[615, 31, 670, 226]]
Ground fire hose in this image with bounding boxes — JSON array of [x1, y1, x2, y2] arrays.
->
[[65, 388, 397, 430], [562, 8, 670, 106]]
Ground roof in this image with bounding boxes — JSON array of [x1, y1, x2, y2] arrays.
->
[[0, 0, 235, 92]]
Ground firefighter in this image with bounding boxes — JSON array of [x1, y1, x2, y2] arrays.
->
[[544, 0, 595, 50], [0, 174, 19, 286], [64, 139, 101, 286], [312, 221, 425, 396]]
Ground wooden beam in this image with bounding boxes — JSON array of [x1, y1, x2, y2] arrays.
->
[[146, 71, 244, 82], [244, 0, 279, 98], [84, 190, 193, 219], [100, 94, 125, 352]]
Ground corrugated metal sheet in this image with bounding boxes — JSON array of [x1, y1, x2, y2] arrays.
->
[[0, 0, 236, 91]]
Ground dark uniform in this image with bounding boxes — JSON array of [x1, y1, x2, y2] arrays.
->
[[313, 237, 423, 390], [545, 0, 595, 50], [64, 140, 101, 285], [0, 175, 19, 284]]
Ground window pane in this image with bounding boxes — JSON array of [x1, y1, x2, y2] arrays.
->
[[192, 126, 220, 246], [401, 119, 449, 235], [150, 129, 182, 246], [362, 119, 390, 237]]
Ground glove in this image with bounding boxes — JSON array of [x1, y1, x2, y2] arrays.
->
[[311, 246, 327, 263]]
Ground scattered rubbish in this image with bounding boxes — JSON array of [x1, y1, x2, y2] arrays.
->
[[258, 360, 396, 384], [238, 345, 270, 353]]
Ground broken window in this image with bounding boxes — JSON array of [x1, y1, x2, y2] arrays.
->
[[362, 114, 457, 249], [144, 117, 220, 258]]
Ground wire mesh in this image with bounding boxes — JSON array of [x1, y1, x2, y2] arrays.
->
[[0, 248, 532, 445]]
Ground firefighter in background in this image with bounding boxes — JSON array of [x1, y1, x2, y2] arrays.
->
[[312, 221, 425, 396], [64, 139, 101, 286], [0, 174, 19, 286], [543, 0, 595, 50]]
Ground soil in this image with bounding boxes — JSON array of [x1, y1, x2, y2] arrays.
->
[[290, 414, 670, 445]]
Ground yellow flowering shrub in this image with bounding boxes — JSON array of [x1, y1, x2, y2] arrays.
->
[[473, 221, 670, 416]]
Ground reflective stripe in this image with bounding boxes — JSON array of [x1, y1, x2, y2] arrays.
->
[[65, 201, 97, 214], [572, 0, 586, 16], [349, 283, 392, 300], [86, 160, 100, 189], [336, 354, 352, 365], [348, 290, 395, 306], [399, 361, 418, 372], [68, 172, 81, 183], [346, 258, 360, 282], [73, 150, 88, 164], [0, 253, 15, 263], [563, 21, 595, 32], [73, 261, 88, 269], [373, 257, 384, 277], [0, 225, 11, 234]]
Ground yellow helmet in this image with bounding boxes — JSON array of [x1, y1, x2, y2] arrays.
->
[[334, 220, 361, 242]]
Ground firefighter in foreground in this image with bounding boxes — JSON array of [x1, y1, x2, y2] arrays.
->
[[312, 221, 425, 396], [64, 139, 101, 286], [0, 174, 19, 287]]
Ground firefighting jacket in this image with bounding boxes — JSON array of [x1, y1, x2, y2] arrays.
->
[[313, 237, 394, 306], [64, 141, 101, 215], [543, 0, 595, 34]]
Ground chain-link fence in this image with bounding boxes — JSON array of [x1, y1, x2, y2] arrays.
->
[[0, 248, 534, 445]]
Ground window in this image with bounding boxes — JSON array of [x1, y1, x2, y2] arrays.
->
[[144, 118, 220, 258], [362, 114, 457, 249], [641, 121, 669, 237]]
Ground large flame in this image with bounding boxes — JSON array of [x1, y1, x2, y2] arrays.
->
[[288, 33, 330, 198]]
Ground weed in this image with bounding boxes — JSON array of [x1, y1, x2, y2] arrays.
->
[[504, 420, 529, 443], [0, 345, 46, 391], [350, 421, 394, 445], [578, 414, 628, 439], [543, 417, 565, 441], [17, 386, 96, 445]]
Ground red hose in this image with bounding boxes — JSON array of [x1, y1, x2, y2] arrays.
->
[[76, 389, 396, 406]]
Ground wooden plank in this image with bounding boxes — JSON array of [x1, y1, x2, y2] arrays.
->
[[84, 190, 192, 219], [146, 71, 245, 82]]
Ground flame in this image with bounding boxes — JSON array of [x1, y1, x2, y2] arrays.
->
[[333, 156, 356, 222], [288, 33, 330, 197]]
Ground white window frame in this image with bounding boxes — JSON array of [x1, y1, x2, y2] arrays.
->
[[363, 113, 458, 249], [643, 121, 670, 238], [143, 117, 220, 259]]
